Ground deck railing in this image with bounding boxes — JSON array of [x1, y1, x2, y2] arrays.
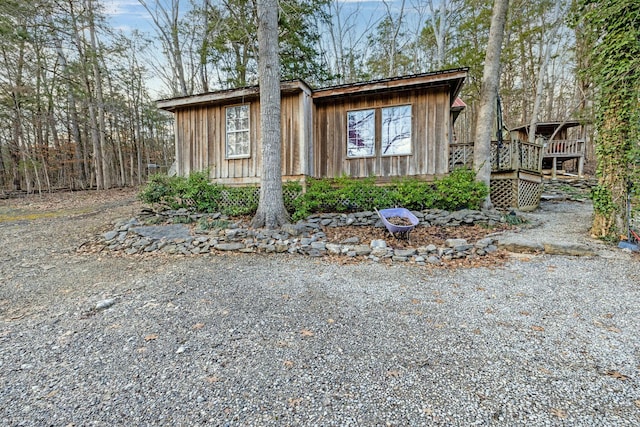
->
[[449, 140, 543, 173], [543, 139, 585, 158]]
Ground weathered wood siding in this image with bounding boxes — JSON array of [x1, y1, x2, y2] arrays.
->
[[173, 90, 310, 185], [313, 85, 452, 180]]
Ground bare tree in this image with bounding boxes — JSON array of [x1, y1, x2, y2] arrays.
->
[[528, 0, 565, 144], [473, 0, 509, 209], [251, 0, 289, 229], [318, 0, 378, 84], [138, 0, 189, 96], [427, 0, 461, 68]]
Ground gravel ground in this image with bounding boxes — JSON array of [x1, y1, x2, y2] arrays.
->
[[1, 190, 639, 426]]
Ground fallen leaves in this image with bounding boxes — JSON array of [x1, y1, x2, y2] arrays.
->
[[634, 399, 640, 409], [550, 408, 567, 419], [323, 224, 511, 269], [605, 370, 630, 381], [531, 325, 545, 332], [283, 360, 294, 368], [192, 323, 205, 330], [144, 333, 159, 341], [300, 329, 314, 337], [288, 397, 303, 407], [44, 390, 59, 399]]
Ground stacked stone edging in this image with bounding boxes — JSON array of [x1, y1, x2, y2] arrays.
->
[[96, 208, 505, 265]]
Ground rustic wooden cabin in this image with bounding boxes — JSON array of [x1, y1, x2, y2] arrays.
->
[[156, 68, 468, 186], [156, 80, 313, 186], [509, 121, 586, 179]]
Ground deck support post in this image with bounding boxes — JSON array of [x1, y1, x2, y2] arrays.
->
[[578, 156, 584, 178], [552, 157, 557, 180]]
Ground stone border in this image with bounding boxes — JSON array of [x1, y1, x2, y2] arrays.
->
[[95, 208, 506, 265]]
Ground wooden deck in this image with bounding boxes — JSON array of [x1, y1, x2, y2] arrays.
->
[[542, 139, 585, 178], [449, 140, 543, 173], [449, 140, 544, 210]]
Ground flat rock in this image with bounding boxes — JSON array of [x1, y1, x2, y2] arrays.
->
[[370, 239, 388, 249], [394, 248, 417, 257], [326, 243, 342, 254], [214, 243, 245, 251], [498, 241, 545, 253], [130, 224, 191, 241], [446, 238, 468, 248], [543, 243, 596, 256], [95, 298, 116, 310], [103, 231, 118, 241], [353, 245, 372, 256]]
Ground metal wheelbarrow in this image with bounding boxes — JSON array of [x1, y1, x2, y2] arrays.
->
[[374, 207, 419, 240]]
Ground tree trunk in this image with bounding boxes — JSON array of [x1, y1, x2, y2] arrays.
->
[[87, 0, 110, 189], [528, 0, 563, 145], [251, 0, 290, 229], [428, 0, 448, 68], [473, 0, 509, 209], [138, 0, 189, 96]]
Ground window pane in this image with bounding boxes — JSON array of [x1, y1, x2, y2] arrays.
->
[[226, 133, 236, 157], [382, 105, 412, 156], [237, 132, 249, 155], [226, 105, 250, 158], [347, 109, 375, 157]]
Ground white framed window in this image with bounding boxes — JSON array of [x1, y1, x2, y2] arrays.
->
[[347, 109, 376, 158], [381, 105, 412, 156], [226, 104, 250, 158]]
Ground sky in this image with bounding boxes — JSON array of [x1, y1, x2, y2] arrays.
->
[[103, 0, 396, 34], [104, 0, 154, 33], [101, 0, 405, 96]]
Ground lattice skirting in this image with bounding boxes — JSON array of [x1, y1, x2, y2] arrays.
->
[[491, 175, 542, 211]]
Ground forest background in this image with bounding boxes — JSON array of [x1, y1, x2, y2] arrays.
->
[[0, 0, 606, 194]]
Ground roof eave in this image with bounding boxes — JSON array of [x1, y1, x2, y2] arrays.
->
[[156, 80, 312, 111], [312, 68, 469, 100]]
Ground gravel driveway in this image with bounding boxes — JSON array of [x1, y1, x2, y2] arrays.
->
[[1, 190, 639, 426]]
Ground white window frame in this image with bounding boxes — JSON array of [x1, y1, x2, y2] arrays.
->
[[225, 104, 250, 159]]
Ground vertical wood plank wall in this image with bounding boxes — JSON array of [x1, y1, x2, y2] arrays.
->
[[312, 85, 451, 179], [174, 91, 309, 185]]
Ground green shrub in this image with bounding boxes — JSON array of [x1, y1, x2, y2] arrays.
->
[[432, 168, 489, 210], [220, 186, 259, 216], [390, 177, 436, 210], [289, 170, 487, 220], [197, 217, 231, 230], [140, 169, 488, 221], [180, 171, 223, 212], [138, 174, 182, 209], [172, 215, 194, 224]]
